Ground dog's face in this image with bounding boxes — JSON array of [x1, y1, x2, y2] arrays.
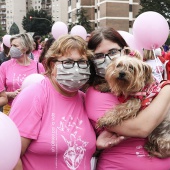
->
[[105, 55, 154, 97]]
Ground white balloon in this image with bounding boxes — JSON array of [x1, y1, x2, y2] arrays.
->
[[0, 112, 21, 170], [21, 73, 45, 90], [70, 25, 87, 40]]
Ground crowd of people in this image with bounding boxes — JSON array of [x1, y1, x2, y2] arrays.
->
[[0, 28, 170, 170]]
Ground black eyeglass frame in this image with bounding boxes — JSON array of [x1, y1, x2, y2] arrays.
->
[[55, 59, 90, 69], [93, 48, 123, 64]]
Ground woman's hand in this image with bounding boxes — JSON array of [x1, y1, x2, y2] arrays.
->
[[96, 130, 125, 150], [14, 89, 21, 97], [7, 89, 21, 99]]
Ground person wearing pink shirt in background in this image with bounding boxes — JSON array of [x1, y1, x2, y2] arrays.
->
[[0, 74, 8, 107], [85, 27, 170, 170], [0, 33, 45, 115], [32, 41, 42, 62], [10, 35, 96, 170], [32, 35, 42, 62]]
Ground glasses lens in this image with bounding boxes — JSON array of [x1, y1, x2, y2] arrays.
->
[[108, 49, 121, 59], [93, 53, 105, 64], [62, 60, 74, 69], [78, 60, 89, 68]]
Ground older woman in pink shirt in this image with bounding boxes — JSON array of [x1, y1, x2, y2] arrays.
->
[[0, 33, 45, 114]]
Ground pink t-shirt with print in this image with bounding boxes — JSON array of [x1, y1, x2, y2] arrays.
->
[[9, 78, 96, 170], [0, 59, 45, 105], [85, 87, 170, 170]]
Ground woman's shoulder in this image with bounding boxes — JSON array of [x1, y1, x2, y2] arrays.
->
[[0, 59, 13, 67]]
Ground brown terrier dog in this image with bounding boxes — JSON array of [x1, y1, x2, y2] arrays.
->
[[97, 55, 170, 158]]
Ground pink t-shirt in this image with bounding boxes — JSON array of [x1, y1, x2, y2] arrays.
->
[[32, 50, 41, 62], [9, 78, 96, 170], [0, 74, 5, 92], [85, 87, 170, 170], [0, 59, 45, 105]]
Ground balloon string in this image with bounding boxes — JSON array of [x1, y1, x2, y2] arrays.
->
[[152, 48, 163, 81]]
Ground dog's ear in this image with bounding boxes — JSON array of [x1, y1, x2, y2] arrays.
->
[[143, 63, 154, 84]]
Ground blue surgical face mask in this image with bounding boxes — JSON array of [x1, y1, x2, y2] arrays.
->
[[56, 64, 90, 92], [10, 46, 23, 58]]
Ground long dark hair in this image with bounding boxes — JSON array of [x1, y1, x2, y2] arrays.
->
[[39, 38, 55, 63], [87, 27, 130, 90]]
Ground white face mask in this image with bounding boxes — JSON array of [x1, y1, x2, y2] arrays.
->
[[56, 64, 90, 92], [94, 56, 111, 78], [10, 46, 23, 58]]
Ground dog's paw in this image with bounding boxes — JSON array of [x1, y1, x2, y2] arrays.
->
[[145, 142, 170, 158], [96, 114, 118, 128]]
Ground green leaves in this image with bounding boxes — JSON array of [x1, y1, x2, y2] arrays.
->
[[68, 9, 92, 33], [138, 0, 170, 20], [22, 9, 53, 36]]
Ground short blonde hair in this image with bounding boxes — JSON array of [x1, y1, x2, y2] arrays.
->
[[45, 35, 93, 76], [10, 33, 34, 54]]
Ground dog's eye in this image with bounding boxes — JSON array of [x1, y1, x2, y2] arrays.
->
[[129, 65, 134, 71], [117, 63, 121, 68]]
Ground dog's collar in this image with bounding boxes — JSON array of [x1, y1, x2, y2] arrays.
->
[[118, 81, 161, 105]]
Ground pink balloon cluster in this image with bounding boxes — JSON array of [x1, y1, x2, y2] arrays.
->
[[118, 11, 169, 52], [2, 35, 11, 48], [0, 112, 21, 170], [133, 11, 169, 50], [51, 21, 68, 40], [70, 25, 87, 40], [51, 21, 87, 40]]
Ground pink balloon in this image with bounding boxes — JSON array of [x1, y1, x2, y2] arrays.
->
[[51, 21, 68, 40], [133, 11, 169, 50], [2, 35, 11, 48], [118, 31, 143, 55], [70, 25, 87, 40], [21, 74, 45, 90], [0, 112, 21, 170]]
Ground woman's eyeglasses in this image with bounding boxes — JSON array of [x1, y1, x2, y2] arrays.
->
[[56, 59, 89, 69], [93, 48, 122, 64]]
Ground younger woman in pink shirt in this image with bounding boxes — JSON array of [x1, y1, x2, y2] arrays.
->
[[86, 27, 170, 170]]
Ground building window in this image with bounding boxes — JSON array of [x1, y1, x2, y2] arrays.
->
[[129, 5, 132, 12], [129, 21, 133, 28], [68, 0, 71, 6], [68, 12, 71, 19]]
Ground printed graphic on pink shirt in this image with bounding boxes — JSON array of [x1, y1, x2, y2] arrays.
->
[[135, 145, 149, 157], [12, 73, 27, 90], [51, 113, 89, 170]]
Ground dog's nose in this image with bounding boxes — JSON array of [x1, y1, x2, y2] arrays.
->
[[119, 71, 126, 79]]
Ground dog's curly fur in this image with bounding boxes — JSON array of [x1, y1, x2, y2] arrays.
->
[[97, 55, 170, 158]]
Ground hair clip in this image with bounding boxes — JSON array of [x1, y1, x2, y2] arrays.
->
[[129, 51, 135, 56]]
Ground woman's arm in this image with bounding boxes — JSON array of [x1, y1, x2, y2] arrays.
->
[[0, 91, 8, 106], [13, 137, 31, 170], [107, 85, 170, 138]]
